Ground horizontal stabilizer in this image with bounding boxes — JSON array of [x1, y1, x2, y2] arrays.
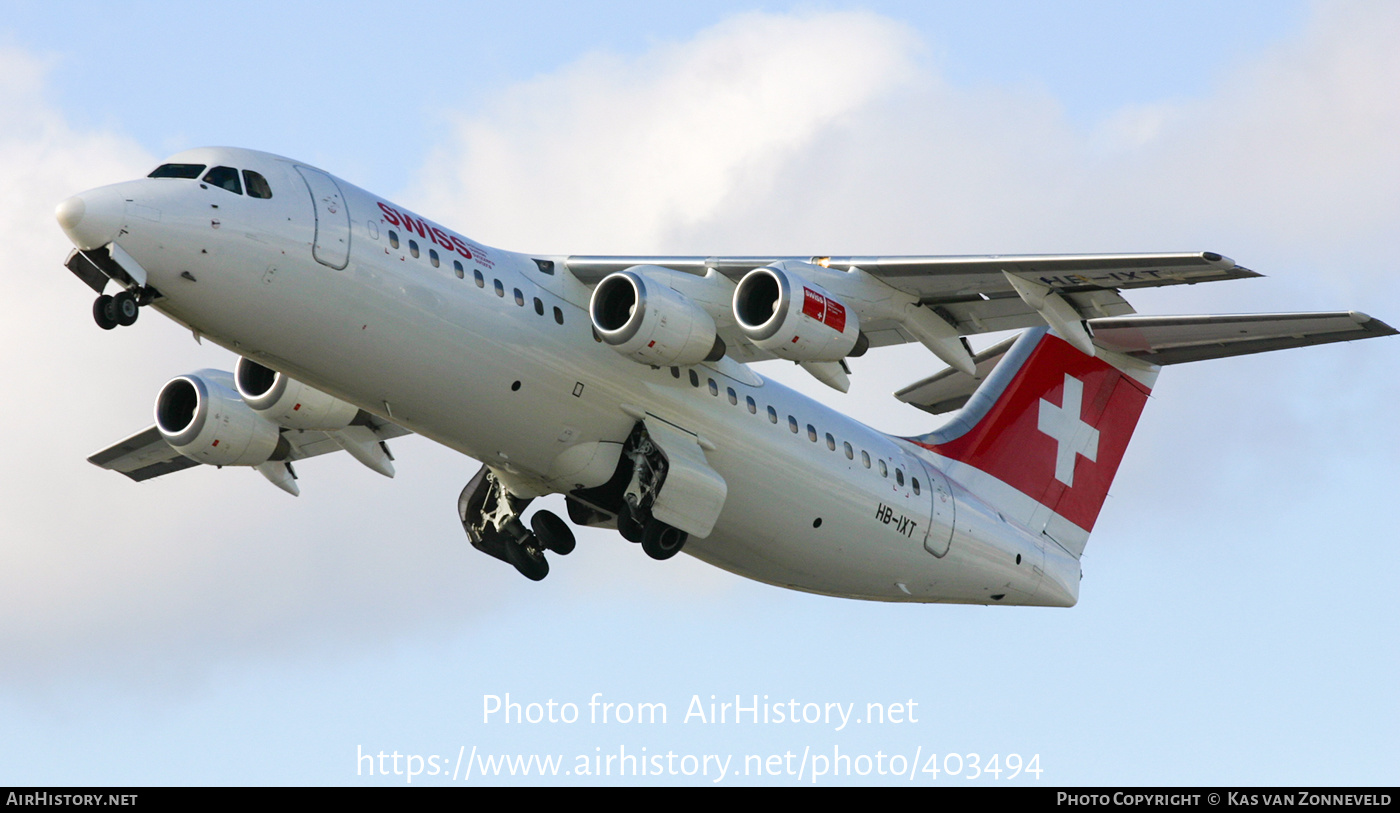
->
[[894, 336, 1018, 415], [1088, 311, 1396, 364], [896, 311, 1397, 415]]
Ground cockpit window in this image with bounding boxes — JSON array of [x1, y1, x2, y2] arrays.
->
[[148, 163, 206, 179], [203, 166, 243, 194], [242, 170, 273, 199]]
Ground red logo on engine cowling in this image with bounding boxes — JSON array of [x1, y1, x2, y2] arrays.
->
[[801, 287, 847, 333]]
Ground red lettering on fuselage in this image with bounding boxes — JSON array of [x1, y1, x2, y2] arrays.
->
[[399, 213, 427, 239], [375, 201, 474, 261]]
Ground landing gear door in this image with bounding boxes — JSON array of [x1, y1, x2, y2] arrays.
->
[[295, 166, 351, 270], [644, 417, 728, 539], [918, 461, 955, 558]]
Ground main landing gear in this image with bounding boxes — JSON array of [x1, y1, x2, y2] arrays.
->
[[458, 424, 693, 582], [583, 422, 689, 561], [92, 289, 141, 330], [619, 424, 689, 560], [458, 465, 575, 582]]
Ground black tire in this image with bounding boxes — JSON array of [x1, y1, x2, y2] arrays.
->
[[641, 521, 687, 561], [504, 536, 549, 581], [616, 507, 644, 543], [113, 291, 140, 326], [531, 510, 576, 555], [93, 295, 118, 330]]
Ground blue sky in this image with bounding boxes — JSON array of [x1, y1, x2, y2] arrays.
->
[[1, 0, 1396, 786]]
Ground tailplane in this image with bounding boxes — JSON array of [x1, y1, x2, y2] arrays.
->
[[904, 311, 1395, 557]]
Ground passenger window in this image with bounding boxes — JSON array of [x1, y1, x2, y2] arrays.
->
[[474, 269, 484, 288], [879, 460, 888, 477], [203, 166, 242, 194], [453, 260, 465, 279], [429, 249, 440, 268], [689, 370, 700, 388], [788, 416, 798, 433], [913, 478, 921, 495], [746, 396, 757, 414], [767, 406, 778, 424], [409, 240, 420, 259], [727, 387, 738, 406], [554, 306, 564, 325], [242, 170, 273, 199], [844, 441, 854, 460], [807, 424, 817, 443], [862, 450, 871, 469], [389, 231, 400, 249], [149, 163, 205, 179], [534, 297, 545, 315], [494, 279, 504, 297], [896, 469, 905, 487], [825, 433, 836, 451], [514, 288, 525, 306], [671, 367, 680, 379], [708, 378, 718, 396]]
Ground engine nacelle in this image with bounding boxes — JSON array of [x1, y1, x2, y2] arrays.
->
[[155, 371, 289, 467], [235, 358, 362, 431], [589, 268, 725, 366], [733, 266, 862, 362]]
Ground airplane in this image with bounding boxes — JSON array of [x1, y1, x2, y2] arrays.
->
[[55, 146, 1395, 606]]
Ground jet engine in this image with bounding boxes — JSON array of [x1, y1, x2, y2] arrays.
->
[[732, 265, 863, 362], [235, 357, 363, 431], [155, 371, 290, 467], [589, 268, 726, 366]]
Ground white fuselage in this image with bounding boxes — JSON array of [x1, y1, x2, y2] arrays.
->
[[76, 147, 1080, 606]]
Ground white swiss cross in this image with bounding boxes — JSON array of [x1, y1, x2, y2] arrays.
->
[[1037, 374, 1100, 487]]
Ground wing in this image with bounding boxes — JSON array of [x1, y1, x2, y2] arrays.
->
[[569, 250, 1253, 329], [87, 426, 202, 482], [88, 417, 412, 491], [895, 311, 1398, 415], [565, 252, 1259, 367]]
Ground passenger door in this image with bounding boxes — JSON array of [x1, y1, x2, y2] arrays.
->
[[295, 166, 351, 269]]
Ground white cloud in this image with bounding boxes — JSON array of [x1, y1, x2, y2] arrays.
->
[[409, 10, 920, 253]]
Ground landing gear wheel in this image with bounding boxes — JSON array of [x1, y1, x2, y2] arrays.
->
[[93, 295, 118, 330], [531, 510, 576, 555], [641, 521, 687, 561], [504, 535, 549, 581], [112, 290, 140, 326], [616, 507, 644, 543]]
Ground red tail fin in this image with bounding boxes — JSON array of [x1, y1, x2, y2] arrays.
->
[[910, 328, 1156, 550]]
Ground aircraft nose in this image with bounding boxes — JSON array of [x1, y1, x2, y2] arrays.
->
[[55, 188, 125, 251]]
